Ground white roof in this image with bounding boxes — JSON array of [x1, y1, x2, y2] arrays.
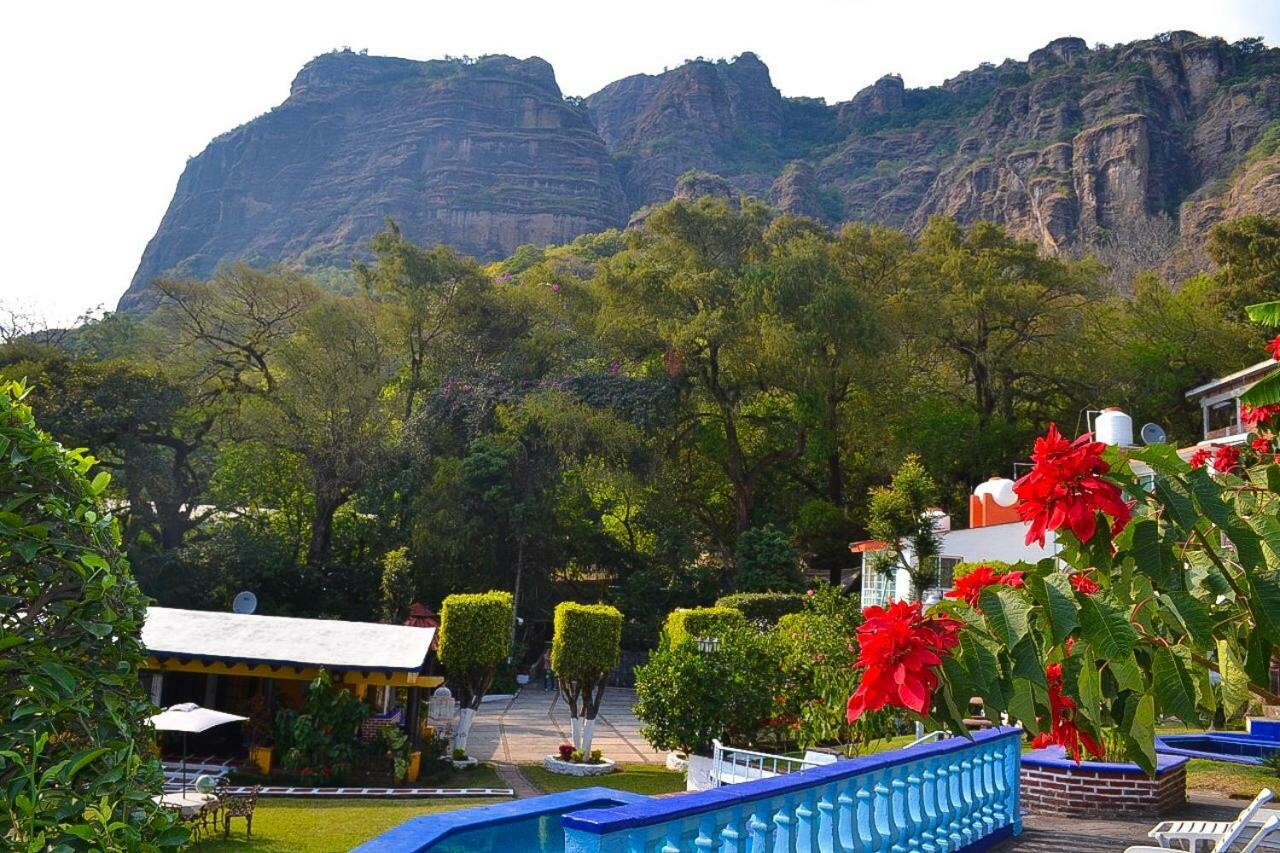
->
[[1185, 360, 1273, 399], [142, 607, 435, 673]]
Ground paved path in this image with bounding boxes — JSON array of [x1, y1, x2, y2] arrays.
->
[[467, 687, 664, 765], [997, 793, 1251, 851]]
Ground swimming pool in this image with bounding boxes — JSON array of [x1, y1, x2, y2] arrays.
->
[[350, 787, 651, 853], [1155, 732, 1280, 765]]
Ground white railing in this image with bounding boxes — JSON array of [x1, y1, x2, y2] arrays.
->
[[711, 740, 828, 786]]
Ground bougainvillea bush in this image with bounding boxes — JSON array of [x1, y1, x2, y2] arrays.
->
[[848, 311, 1280, 771]]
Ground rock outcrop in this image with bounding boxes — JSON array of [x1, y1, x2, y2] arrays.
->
[[120, 52, 628, 313], [122, 34, 1280, 313]]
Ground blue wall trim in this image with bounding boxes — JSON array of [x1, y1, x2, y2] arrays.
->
[[351, 787, 650, 852], [562, 726, 1021, 835]]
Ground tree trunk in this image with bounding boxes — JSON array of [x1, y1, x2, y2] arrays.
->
[[510, 536, 525, 651], [307, 491, 342, 566]]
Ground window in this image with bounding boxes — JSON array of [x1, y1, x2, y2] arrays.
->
[[937, 556, 961, 589], [1206, 399, 1239, 438], [860, 551, 895, 608]]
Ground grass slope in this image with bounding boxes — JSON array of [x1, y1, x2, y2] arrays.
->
[[519, 762, 686, 796]]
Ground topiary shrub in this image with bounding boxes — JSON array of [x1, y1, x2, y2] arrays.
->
[[437, 590, 512, 752], [0, 380, 184, 848], [951, 560, 1015, 581], [715, 592, 807, 626], [734, 524, 804, 592], [552, 602, 623, 757], [663, 606, 746, 647], [634, 624, 779, 755]]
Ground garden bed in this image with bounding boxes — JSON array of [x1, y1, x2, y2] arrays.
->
[[542, 755, 616, 776], [1021, 747, 1189, 817]]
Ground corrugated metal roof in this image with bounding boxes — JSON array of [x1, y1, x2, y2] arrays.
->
[[142, 607, 435, 672], [1184, 359, 1273, 399]]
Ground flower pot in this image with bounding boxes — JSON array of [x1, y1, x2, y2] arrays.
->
[[665, 751, 688, 772], [685, 753, 716, 791], [406, 750, 421, 783], [515, 674, 531, 686], [542, 755, 616, 776], [248, 745, 273, 776], [450, 757, 478, 771]]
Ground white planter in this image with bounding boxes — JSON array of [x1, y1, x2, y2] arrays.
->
[[685, 753, 716, 791], [481, 693, 516, 703], [542, 755, 616, 777], [450, 757, 478, 771], [665, 751, 688, 772], [515, 674, 531, 685]]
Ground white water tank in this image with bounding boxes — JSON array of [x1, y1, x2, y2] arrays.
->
[[974, 477, 1017, 507], [1095, 407, 1134, 447]]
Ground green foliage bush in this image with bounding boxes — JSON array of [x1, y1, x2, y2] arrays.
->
[[951, 560, 1015, 580], [715, 592, 807, 626], [663, 606, 746, 647], [634, 625, 779, 754], [734, 524, 803, 592], [0, 380, 183, 848], [438, 591, 513, 707], [552, 602, 623, 679], [275, 672, 369, 784]]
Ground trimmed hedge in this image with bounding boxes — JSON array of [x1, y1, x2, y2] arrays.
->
[[716, 592, 807, 626], [952, 560, 1016, 581], [552, 602, 623, 679], [663, 606, 746, 646], [438, 591, 512, 678]]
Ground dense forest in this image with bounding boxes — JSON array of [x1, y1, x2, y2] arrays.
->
[[5, 200, 1278, 652]]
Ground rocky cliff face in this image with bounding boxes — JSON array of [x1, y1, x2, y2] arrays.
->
[[122, 35, 1280, 312], [120, 52, 627, 312]]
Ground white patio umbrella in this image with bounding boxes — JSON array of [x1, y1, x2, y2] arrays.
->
[[148, 703, 247, 794]]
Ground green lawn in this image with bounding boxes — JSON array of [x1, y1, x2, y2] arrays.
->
[[519, 762, 686, 796], [190, 797, 504, 852]]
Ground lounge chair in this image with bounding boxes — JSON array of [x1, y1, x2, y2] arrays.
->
[[1127, 813, 1280, 853], [1146, 788, 1273, 851]]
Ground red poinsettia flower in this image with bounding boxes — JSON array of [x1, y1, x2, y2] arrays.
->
[[1188, 448, 1211, 469], [1015, 424, 1132, 547], [945, 565, 1025, 607], [1069, 572, 1100, 595], [1242, 403, 1280, 429], [1252, 437, 1271, 454], [1267, 335, 1280, 361], [1033, 662, 1105, 763], [1212, 444, 1241, 474], [846, 600, 961, 721]]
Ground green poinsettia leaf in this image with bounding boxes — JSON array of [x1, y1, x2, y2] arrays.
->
[[1245, 300, 1280, 326]]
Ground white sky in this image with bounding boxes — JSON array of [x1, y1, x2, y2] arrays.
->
[[2, 0, 1278, 326]]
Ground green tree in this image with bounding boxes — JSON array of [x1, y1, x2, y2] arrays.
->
[[1205, 215, 1280, 315], [551, 602, 623, 756], [595, 197, 806, 548], [437, 591, 513, 753], [356, 221, 491, 418], [379, 546, 415, 623], [867, 454, 943, 601], [734, 524, 803, 592], [0, 380, 183, 849]]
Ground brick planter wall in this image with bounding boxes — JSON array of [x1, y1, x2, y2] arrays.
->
[[1020, 747, 1189, 818]]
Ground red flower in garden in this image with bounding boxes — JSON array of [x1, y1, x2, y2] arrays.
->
[[1253, 437, 1271, 454], [1242, 403, 1280, 429], [1034, 662, 1105, 763], [1212, 444, 1241, 473], [1069, 572, 1100, 595], [846, 600, 961, 721], [1189, 448, 1211, 469], [1267, 335, 1280, 361], [945, 565, 1024, 607], [1014, 424, 1132, 547]]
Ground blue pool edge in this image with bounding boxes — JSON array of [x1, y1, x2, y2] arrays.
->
[[351, 786, 652, 853]]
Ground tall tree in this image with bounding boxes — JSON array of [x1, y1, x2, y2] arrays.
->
[[355, 221, 491, 418], [595, 197, 806, 549]]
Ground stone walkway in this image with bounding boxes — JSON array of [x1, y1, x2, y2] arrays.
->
[[467, 686, 664, 765]]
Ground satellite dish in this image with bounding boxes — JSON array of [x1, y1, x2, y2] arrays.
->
[[232, 591, 258, 615], [1140, 423, 1168, 446]]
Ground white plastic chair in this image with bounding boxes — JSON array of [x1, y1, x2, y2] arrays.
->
[[1129, 811, 1280, 853], [1146, 788, 1273, 851]]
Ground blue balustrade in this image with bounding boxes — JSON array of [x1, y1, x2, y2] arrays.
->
[[562, 727, 1021, 853]]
